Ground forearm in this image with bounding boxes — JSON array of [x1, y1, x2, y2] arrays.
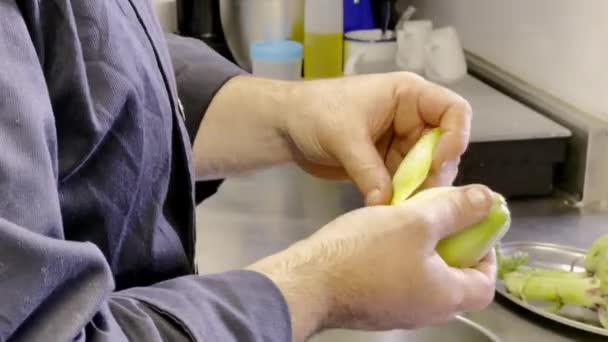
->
[[192, 75, 295, 180], [247, 244, 334, 342]]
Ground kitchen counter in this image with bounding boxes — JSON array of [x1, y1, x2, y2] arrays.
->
[[195, 165, 608, 341]]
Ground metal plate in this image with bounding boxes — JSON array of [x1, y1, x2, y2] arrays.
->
[[310, 316, 500, 342], [496, 241, 608, 337]]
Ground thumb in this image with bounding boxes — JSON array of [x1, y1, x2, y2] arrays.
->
[[406, 185, 494, 241], [332, 131, 392, 206]]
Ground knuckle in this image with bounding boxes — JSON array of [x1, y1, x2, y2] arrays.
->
[[404, 71, 427, 83], [478, 282, 496, 308], [468, 288, 495, 312], [453, 96, 473, 116], [392, 72, 428, 99], [395, 207, 434, 242], [437, 313, 459, 325], [455, 131, 471, 153], [444, 191, 469, 221], [447, 288, 465, 312], [408, 208, 435, 233], [482, 288, 496, 307]]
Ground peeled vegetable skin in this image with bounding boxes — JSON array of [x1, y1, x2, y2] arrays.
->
[[390, 128, 511, 268], [391, 128, 441, 205]]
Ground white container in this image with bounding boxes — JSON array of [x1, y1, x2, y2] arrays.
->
[[344, 29, 397, 75], [396, 20, 433, 73], [250, 40, 303, 80], [303, 0, 343, 79], [424, 26, 467, 84]]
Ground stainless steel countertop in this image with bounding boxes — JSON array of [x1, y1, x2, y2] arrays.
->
[[195, 165, 608, 341]]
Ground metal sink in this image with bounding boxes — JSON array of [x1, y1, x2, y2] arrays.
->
[[310, 316, 500, 342]]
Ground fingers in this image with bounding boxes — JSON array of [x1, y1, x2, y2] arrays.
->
[[406, 185, 494, 241], [476, 248, 498, 280], [331, 130, 392, 206], [408, 79, 472, 172], [421, 158, 460, 188], [452, 250, 498, 312]]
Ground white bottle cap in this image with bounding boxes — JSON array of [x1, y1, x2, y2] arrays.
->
[[305, 0, 343, 34]]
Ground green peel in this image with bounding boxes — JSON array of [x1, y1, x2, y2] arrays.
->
[[496, 247, 529, 279], [390, 128, 441, 205], [585, 235, 608, 274], [390, 128, 511, 268]]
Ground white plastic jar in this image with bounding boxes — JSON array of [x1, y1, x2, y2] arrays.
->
[[250, 40, 303, 80]]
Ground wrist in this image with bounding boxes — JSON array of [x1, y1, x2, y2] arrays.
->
[[246, 244, 334, 341], [237, 75, 292, 140], [193, 75, 296, 178], [240, 75, 298, 164]]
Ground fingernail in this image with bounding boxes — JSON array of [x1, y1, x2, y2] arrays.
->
[[366, 189, 382, 206], [466, 187, 488, 209]]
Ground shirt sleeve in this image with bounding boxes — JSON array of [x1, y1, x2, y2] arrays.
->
[[164, 34, 247, 204], [164, 33, 246, 145], [0, 5, 290, 342]]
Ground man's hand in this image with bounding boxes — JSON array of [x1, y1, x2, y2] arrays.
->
[[193, 72, 469, 197], [248, 185, 497, 342], [281, 72, 472, 206]]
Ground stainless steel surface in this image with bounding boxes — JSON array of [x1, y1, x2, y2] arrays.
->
[[195, 165, 608, 341], [449, 75, 571, 143], [310, 316, 500, 342], [220, 0, 304, 70], [499, 242, 586, 272], [495, 242, 607, 336], [466, 51, 608, 208]]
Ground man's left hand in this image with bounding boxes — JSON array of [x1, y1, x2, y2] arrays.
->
[[280, 72, 472, 206]]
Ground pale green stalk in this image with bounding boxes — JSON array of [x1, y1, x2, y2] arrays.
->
[[516, 266, 587, 279], [390, 128, 441, 205], [585, 235, 608, 274], [496, 247, 528, 279], [503, 272, 603, 308], [500, 234, 608, 330]]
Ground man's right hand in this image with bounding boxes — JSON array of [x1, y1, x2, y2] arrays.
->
[[247, 185, 497, 342]]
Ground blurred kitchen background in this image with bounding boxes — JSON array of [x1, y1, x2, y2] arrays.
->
[[153, 1, 608, 341], [154, 0, 608, 206]]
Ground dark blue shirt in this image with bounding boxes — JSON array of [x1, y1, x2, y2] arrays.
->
[[0, 1, 290, 341]]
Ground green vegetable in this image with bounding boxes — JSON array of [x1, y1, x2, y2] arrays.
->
[[597, 251, 608, 294], [515, 267, 587, 279], [391, 128, 441, 205], [436, 192, 510, 268], [390, 128, 511, 268], [503, 272, 603, 308], [499, 234, 608, 330], [496, 247, 529, 279], [599, 252, 608, 328], [585, 235, 608, 274]]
